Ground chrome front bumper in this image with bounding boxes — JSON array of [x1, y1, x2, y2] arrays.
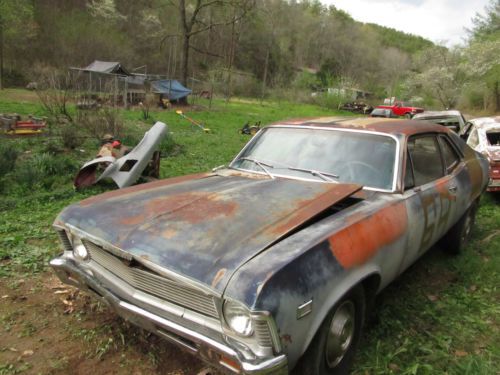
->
[[50, 257, 288, 375]]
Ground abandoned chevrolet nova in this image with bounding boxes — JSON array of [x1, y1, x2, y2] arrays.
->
[[50, 117, 488, 374]]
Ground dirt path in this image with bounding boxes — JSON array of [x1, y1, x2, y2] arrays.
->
[[0, 273, 218, 375]]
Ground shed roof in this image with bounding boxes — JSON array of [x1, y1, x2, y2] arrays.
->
[[83, 60, 130, 75]]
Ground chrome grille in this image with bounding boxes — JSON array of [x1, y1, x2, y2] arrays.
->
[[254, 320, 273, 348], [83, 240, 219, 318], [57, 230, 73, 252]]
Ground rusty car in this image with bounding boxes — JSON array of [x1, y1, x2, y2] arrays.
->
[[463, 116, 500, 192], [412, 110, 467, 133], [50, 117, 488, 375]]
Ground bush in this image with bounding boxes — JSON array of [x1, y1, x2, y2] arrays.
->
[[13, 153, 78, 191], [0, 143, 19, 175], [59, 123, 85, 150], [77, 106, 124, 141], [158, 132, 183, 157]]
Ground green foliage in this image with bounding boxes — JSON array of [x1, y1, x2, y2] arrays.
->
[[0, 143, 19, 175], [0, 93, 498, 373], [365, 23, 434, 54], [293, 71, 322, 90]]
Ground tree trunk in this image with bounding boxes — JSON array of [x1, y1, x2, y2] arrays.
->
[[181, 34, 191, 86], [261, 47, 270, 102], [494, 80, 499, 112]]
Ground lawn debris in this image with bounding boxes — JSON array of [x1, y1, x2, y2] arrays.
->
[[176, 110, 210, 132], [0, 113, 46, 136], [22, 350, 34, 357], [74, 121, 167, 189], [239, 121, 261, 135]]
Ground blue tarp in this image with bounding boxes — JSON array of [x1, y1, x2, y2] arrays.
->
[[151, 80, 191, 100]]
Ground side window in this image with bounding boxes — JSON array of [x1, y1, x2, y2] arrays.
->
[[407, 135, 444, 186], [439, 136, 460, 173], [467, 128, 479, 148]]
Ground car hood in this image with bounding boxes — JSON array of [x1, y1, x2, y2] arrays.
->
[[56, 172, 361, 292]]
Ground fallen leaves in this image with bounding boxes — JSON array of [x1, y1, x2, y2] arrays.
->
[[60, 290, 79, 314]]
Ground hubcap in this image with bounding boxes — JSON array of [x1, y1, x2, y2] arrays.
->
[[325, 300, 355, 368]]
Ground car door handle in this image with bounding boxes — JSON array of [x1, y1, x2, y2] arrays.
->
[[448, 185, 458, 193]]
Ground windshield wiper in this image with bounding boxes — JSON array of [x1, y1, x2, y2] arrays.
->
[[288, 167, 339, 182], [239, 157, 275, 179]]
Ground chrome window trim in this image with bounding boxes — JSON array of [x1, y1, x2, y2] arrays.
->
[[229, 125, 401, 193]]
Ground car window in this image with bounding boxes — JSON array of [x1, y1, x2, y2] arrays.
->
[[232, 127, 397, 190], [467, 128, 479, 148], [407, 135, 444, 186], [404, 151, 415, 190], [486, 130, 500, 146], [438, 136, 460, 173]]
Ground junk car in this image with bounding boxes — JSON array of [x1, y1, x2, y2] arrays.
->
[[412, 110, 467, 133], [50, 117, 488, 375], [463, 116, 500, 192], [369, 108, 398, 118]]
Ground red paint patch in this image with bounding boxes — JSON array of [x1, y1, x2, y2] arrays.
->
[[211, 268, 226, 288], [329, 202, 408, 268]]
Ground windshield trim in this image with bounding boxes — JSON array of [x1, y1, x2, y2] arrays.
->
[[229, 125, 401, 193]]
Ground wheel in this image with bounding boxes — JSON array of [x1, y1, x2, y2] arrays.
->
[[440, 200, 479, 254], [404, 113, 412, 119], [293, 286, 365, 375]]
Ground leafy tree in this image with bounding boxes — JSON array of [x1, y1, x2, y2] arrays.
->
[[0, 0, 35, 88], [466, 0, 500, 110]]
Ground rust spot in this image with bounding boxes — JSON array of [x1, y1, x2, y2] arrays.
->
[[139, 254, 151, 261], [211, 268, 226, 288], [466, 158, 484, 198], [80, 172, 211, 207], [435, 179, 457, 201], [281, 334, 293, 344], [269, 184, 362, 236], [119, 191, 238, 226], [162, 228, 177, 239], [329, 202, 408, 269]]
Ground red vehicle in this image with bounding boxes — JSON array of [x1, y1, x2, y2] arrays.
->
[[376, 101, 424, 118]]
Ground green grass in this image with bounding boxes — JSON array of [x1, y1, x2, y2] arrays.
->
[[0, 89, 498, 374]]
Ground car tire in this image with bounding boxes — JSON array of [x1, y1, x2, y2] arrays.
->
[[293, 285, 365, 375], [440, 200, 479, 254], [405, 113, 412, 119]]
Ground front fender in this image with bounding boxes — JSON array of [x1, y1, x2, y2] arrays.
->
[[224, 220, 386, 370]]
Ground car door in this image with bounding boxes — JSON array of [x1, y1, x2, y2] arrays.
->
[[398, 133, 463, 272]]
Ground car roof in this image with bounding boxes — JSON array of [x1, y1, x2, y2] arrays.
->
[[470, 116, 500, 128], [271, 116, 449, 137], [413, 110, 462, 119]]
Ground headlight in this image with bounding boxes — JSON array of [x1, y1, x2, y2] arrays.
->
[[73, 237, 90, 262], [223, 300, 254, 337]]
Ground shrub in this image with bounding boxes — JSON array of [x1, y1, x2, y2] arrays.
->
[[158, 132, 183, 157], [0, 143, 19, 175], [13, 153, 78, 191], [77, 106, 124, 141], [59, 123, 85, 150]]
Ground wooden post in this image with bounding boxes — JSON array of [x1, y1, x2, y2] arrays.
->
[[123, 78, 128, 108]]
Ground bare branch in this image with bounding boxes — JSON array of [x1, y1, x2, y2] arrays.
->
[[190, 44, 224, 58]]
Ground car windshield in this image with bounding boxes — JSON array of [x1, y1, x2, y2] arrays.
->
[[231, 127, 397, 190]]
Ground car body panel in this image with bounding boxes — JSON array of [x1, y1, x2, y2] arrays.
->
[[412, 110, 466, 133], [51, 117, 489, 374], [56, 173, 361, 293], [464, 117, 500, 191]]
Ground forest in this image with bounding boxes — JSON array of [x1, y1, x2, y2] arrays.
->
[[0, 0, 499, 111]]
